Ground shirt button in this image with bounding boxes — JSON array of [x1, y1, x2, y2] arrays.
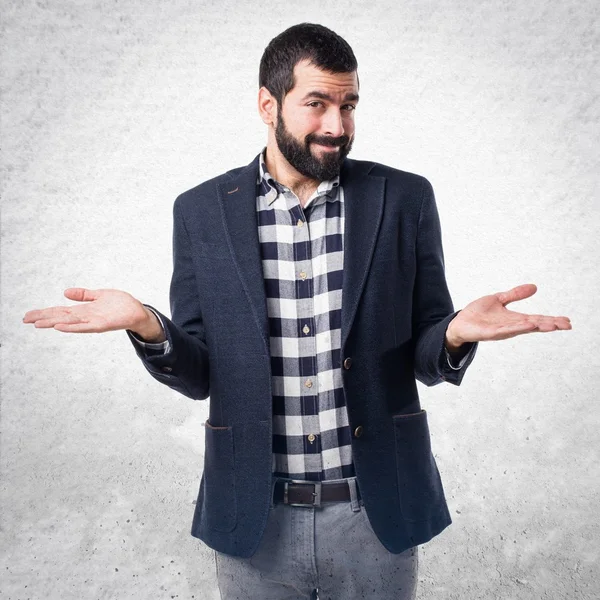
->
[[297, 219, 304, 227], [308, 433, 316, 443], [303, 324, 310, 334], [354, 426, 363, 438], [304, 379, 313, 388], [299, 271, 307, 280], [343, 357, 352, 369]]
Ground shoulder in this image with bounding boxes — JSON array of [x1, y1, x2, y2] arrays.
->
[[173, 156, 258, 212], [343, 157, 433, 197]]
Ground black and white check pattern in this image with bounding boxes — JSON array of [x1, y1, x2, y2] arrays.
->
[[130, 147, 469, 482], [256, 148, 353, 481]]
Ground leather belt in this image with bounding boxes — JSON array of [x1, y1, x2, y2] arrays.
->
[[273, 479, 360, 507]]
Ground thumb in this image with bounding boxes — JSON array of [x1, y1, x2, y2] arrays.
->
[[497, 283, 537, 306], [64, 287, 99, 302]]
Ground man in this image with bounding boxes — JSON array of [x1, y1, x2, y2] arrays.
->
[[23, 23, 571, 600]]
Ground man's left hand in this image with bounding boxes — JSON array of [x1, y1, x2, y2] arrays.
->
[[445, 283, 572, 350]]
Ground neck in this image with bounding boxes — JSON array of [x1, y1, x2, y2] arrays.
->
[[264, 141, 319, 204]]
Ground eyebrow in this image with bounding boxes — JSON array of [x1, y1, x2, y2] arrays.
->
[[300, 90, 359, 103]]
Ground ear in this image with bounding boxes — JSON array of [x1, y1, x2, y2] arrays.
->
[[258, 86, 278, 126]]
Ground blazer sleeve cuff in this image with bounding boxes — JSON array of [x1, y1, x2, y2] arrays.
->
[[126, 304, 179, 374], [127, 305, 171, 355], [438, 319, 479, 386]]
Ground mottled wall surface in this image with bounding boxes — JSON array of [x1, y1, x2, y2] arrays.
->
[[1, 1, 598, 598]]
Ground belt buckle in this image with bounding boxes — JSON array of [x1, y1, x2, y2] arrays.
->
[[283, 479, 322, 507]]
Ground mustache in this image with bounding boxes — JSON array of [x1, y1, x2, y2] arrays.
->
[[307, 134, 350, 147]]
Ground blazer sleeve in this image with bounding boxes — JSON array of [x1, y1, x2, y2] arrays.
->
[[411, 177, 478, 387], [125, 197, 211, 400]]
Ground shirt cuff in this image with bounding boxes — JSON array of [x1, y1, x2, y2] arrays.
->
[[444, 344, 471, 370], [128, 305, 171, 354]]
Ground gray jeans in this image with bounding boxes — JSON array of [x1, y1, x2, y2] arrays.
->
[[214, 476, 418, 600]]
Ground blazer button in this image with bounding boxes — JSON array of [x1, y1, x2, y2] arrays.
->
[[354, 425, 363, 438], [343, 357, 353, 370], [161, 366, 173, 373]]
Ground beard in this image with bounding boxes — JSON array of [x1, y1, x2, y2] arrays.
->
[[274, 111, 354, 181]]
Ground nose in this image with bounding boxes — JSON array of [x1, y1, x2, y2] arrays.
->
[[322, 107, 345, 138]]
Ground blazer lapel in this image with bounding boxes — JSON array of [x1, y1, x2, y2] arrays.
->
[[216, 153, 386, 357], [339, 158, 386, 351], [216, 153, 271, 355]]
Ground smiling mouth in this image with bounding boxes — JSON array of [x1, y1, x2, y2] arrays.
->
[[313, 143, 340, 151]]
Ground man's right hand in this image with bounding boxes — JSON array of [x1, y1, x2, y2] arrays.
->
[[22, 287, 166, 342]]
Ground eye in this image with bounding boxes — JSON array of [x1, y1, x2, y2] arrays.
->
[[343, 104, 356, 111], [308, 101, 323, 108]]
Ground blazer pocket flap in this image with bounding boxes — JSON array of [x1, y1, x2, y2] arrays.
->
[[201, 420, 237, 532]]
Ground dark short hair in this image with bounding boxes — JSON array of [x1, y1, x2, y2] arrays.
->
[[259, 23, 359, 108]]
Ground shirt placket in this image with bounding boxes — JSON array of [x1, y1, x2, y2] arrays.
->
[[287, 191, 323, 477]]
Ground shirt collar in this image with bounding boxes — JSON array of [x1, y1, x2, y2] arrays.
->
[[257, 146, 340, 206]]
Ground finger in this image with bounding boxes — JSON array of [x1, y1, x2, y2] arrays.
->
[[524, 315, 571, 332], [63, 288, 99, 302], [54, 322, 95, 333], [550, 317, 572, 329], [479, 321, 539, 341], [489, 319, 564, 340], [499, 321, 540, 335], [23, 306, 69, 323], [32, 313, 87, 329], [496, 283, 537, 307], [24, 290, 98, 322], [23, 310, 40, 322], [24, 308, 55, 322], [23, 306, 75, 323], [507, 311, 572, 328], [30, 319, 59, 329]]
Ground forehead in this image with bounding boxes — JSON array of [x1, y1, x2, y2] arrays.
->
[[289, 59, 358, 96]]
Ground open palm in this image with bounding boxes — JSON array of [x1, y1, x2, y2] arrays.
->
[[448, 283, 572, 344], [23, 287, 147, 334]]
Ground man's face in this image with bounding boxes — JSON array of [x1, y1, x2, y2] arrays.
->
[[274, 60, 358, 181]]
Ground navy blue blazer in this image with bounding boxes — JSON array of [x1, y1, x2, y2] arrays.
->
[[127, 152, 479, 558]]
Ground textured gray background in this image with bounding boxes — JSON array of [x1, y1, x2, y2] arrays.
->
[[2, 1, 599, 598]]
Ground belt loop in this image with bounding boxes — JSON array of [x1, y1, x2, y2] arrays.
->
[[348, 477, 361, 512]]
